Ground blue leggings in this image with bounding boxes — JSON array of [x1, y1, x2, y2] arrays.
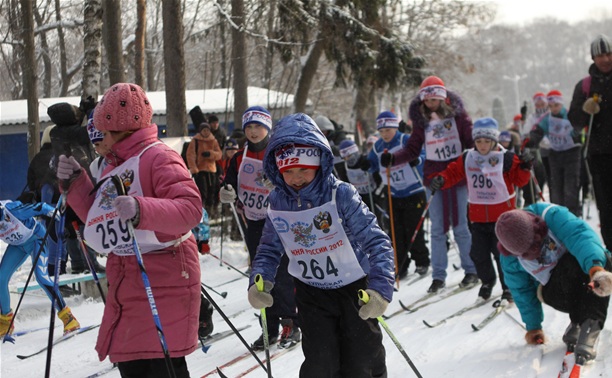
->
[[0, 236, 66, 315]]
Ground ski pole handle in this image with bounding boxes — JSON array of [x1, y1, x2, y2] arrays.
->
[[358, 289, 370, 304], [255, 274, 265, 292]]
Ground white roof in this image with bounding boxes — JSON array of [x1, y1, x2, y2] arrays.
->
[[0, 86, 307, 126]]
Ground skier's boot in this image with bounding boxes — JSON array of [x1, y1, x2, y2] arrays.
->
[[251, 333, 278, 351], [0, 311, 14, 336], [278, 319, 301, 349], [199, 294, 214, 339], [562, 322, 580, 352], [575, 318, 601, 363], [58, 306, 80, 335]]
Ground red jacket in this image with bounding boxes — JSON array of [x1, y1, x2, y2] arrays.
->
[[438, 149, 531, 223]]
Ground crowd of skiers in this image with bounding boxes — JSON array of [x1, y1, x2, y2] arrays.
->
[[1, 33, 612, 377]]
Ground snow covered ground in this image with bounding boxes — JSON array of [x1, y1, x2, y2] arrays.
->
[[1, 199, 611, 377]]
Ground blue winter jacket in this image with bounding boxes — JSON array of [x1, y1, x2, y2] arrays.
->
[[0, 200, 55, 242], [250, 113, 395, 302], [500, 203, 610, 331]]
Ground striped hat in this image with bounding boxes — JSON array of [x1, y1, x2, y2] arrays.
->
[[472, 117, 499, 142], [591, 34, 611, 58], [546, 90, 563, 104]]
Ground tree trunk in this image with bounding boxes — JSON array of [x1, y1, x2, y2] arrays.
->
[[352, 84, 377, 139], [134, 0, 146, 87], [82, 0, 103, 100], [293, 36, 324, 113], [102, 0, 125, 84], [54, 0, 70, 96], [263, 0, 277, 89], [162, 0, 187, 136], [218, 0, 227, 88], [231, 0, 248, 123], [20, 0, 40, 159], [33, 7, 52, 98]]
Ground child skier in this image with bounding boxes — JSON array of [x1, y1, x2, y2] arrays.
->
[[337, 139, 380, 213], [0, 200, 80, 336], [495, 204, 612, 366], [368, 111, 429, 279], [381, 76, 477, 293], [248, 113, 394, 377], [220, 106, 300, 350], [430, 117, 532, 301]]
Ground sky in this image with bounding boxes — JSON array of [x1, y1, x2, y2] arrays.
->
[[489, 0, 612, 25], [2, 196, 612, 377]]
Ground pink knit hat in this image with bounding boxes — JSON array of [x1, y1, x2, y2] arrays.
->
[[93, 83, 153, 131], [495, 210, 548, 260]]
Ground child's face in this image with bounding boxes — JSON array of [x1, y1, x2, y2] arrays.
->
[[379, 128, 397, 143], [281, 167, 317, 191], [500, 141, 511, 149], [94, 142, 110, 157], [548, 102, 563, 115], [200, 128, 211, 137], [534, 99, 547, 111], [423, 98, 442, 111], [244, 123, 268, 144], [102, 130, 132, 149], [475, 138, 495, 154], [226, 149, 237, 159]]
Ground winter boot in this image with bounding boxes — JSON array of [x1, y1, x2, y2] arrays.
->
[[575, 318, 601, 363], [478, 282, 494, 300], [427, 279, 445, 293], [501, 289, 514, 303], [415, 265, 429, 276], [58, 307, 80, 335], [0, 312, 15, 336], [199, 295, 214, 339], [562, 322, 581, 352], [251, 333, 278, 351], [459, 273, 479, 288], [278, 319, 301, 349]]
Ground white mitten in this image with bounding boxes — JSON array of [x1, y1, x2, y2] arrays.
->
[[56, 155, 81, 181], [247, 281, 274, 309], [582, 97, 600, 115], [358, 289, 389, 320], [590, 270, 612, 297], [114, 196, 140, 223], [219, 185, 237, 204]]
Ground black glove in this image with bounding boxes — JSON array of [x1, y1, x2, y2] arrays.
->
[[380, 152, 394, 168], [79, 95, 97, 117], [430, 176, 445, 194], [409, 157, 420, 167], [202, 151, 211, 158], [520, 101, 528, 121], [359, 157, 371, 171], [519, 149, 535, 170]]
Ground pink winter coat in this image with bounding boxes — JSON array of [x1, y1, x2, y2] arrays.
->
[[65, 125, 202, 363]]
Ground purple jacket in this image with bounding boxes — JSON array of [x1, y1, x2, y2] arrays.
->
[[65, 126, 202, 363], [394, 90, 474, 186]]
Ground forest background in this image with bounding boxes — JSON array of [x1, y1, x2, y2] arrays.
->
[[2, 0, 612, 160]]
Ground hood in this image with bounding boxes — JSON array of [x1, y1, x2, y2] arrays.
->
[[264, 113, 333, 192], [409, 90, 465, 130]]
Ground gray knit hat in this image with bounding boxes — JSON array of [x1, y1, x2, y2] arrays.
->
[[591, 34, 611, 58]]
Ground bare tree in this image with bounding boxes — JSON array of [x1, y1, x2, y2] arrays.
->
[[102, 0, 125, 84], [134, 0, 146, 86], [33, 3, 52, 98], [231, 0, 248, 121], [162, 0, 187, 136], [82, 0, 102, 100], [20, 0, 40, 159]]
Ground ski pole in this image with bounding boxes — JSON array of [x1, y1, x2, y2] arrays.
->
[[583, 94, 599, 159], [255, 274, 273, 378], [45, 193, 68, 378], [384, 150, 399, 289], [219, 204, 225, 266], [365, 172, 376, 212], [2, 200, 61, 344], [200, 282, 268, 372], [358, 290, 423, 378], [111, 175, 177, 378], [405, 192, 435, 258], [207, 252, 249, 277], [201, 282, 227, 299], [72, 221, 106, 303]]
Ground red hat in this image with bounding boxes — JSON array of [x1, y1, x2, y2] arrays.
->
[[275, 143, 321, 173], [532, 92, 547, 104], [546, 90, 563, 104], [419, 76, 447, 101], [94, 83, 153, 132], [495, 210, 548, 260], [513, 114, 522, 122]]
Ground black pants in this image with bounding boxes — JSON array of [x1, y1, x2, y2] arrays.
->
[[296, 278, 387, 378], [117, 357, 190, 378], [245, 218, 265, 264], [522, 157, 547, 206], [469, 222, 507, 290], [541, 253, 611, 328], [193, 171, 217, 209], [589, 154, 612, 250], [392, 192, 430, 275], [263, 255, 299, 336]]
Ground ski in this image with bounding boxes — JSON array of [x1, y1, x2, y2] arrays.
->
[[405, 272, 429, 286], [86, 364, 116, 378], [11, 326, 50, 337], [202, 351, 252, 377], [558, 351, 574, 378], [471, 299, 509, 331], [422, 295, 498, 328], [234, 347, 293, 377], [401, 283, 477, 313], [16, 324, 100, 360], [199, 325, 252, 353]]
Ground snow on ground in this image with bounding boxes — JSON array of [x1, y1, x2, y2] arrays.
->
[[1, 199, 611, 377]]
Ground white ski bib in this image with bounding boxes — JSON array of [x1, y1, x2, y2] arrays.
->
[[238, 149, 270, 221], [268, 188, 365, 289], [519, 231, 567, 285], [547, 116, 578, 152], [424, 118, 462, 161], [345, 165, 376, 194], [465, 149, 512, 204], [0, 202, 34, 245], [84, 143, 189, 255], [376, 136, 418, 191]]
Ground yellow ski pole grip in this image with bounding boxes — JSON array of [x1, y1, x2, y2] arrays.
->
[[358, 289, 369, 304], [255, 274, 264, 292]]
